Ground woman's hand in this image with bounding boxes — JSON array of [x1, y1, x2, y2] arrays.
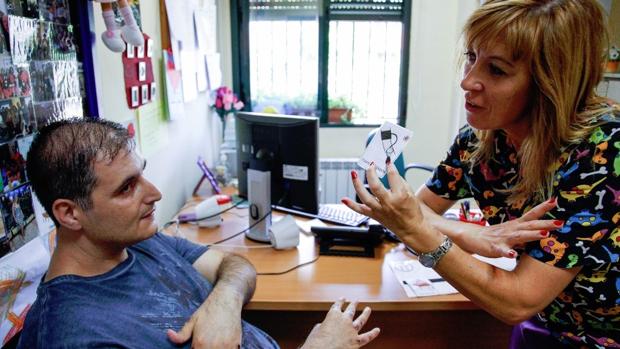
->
[[343, 161, 562, 257], [451, 198, 562, 258], [343, 161, 443, 252]]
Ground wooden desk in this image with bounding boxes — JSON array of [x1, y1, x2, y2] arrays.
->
[[171, 199, 511, 348]]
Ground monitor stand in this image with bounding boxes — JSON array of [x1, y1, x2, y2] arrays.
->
[[246, 169, 272, 242]]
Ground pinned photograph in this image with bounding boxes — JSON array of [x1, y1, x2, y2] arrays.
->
[[131, 86, 139, 107], [39, 0, 71, 24], [150, 82, 156, 99], [138, 61, 146, 81], [0, 66, 19, 99], [137, 44, 145, 59], [126, 43, 134, 58], [147, 38, 154, 57], [0, 185, 39, 253], [49, 22, 76, 60], [141, 84, 149, 103], [30, 61, 55, 102], [0, 141, 28, 191], [33, 101, 56, 130], [0, 98, 34, 143], [17, 66, 31, 97]]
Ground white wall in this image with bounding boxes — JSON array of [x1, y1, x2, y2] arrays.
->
[[404, 0, 478, 188], [92, 2, 217, 226]]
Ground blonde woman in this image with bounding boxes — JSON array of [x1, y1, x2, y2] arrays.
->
[[345, 0, 619, 347]]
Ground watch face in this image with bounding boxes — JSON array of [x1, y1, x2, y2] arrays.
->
[[419, 255, 435, 268]]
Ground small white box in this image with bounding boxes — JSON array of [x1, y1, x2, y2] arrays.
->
[[138, 61, 146, 81], [126, 43, 134, 58], [130, 86, 139, 107], [141, 84, 149, 103]]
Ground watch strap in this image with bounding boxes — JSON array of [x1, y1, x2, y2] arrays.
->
[[419, 235, 452, 268]]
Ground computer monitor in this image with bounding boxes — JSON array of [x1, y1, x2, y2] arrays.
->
[[235, 112, 320, 214]]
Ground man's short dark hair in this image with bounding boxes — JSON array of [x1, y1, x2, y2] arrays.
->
[[26, 118, 134, 226]]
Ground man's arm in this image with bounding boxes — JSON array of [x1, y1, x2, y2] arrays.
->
[[168, 248, 256, 349], [192, 248, 256, 305]]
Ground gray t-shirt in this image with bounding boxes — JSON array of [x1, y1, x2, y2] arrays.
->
[[18, 232, 279, 349]]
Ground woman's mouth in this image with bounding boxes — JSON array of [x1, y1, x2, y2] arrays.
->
[[465, 100, 483, 112]]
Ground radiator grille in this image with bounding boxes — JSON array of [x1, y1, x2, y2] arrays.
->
[[319, 158, 362, 204]]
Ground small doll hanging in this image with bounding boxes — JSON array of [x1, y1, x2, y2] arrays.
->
[[93, 0, 143, 52]]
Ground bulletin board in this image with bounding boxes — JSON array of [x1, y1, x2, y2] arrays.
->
[[0, 1, 92, 346]]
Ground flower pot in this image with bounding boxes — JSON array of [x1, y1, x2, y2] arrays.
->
[[328, 108, 352, 124], [605, 61, 619, 73]]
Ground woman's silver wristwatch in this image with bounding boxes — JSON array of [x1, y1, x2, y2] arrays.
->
[[417, 235, 453, 268]]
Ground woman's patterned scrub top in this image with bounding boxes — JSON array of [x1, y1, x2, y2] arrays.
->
[[426, 112, 620, 348]]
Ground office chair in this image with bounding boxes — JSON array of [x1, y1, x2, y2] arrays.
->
[[365, 128, 434, 188]]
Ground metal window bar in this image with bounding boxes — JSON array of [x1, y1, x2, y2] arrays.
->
[[249, 18, 400, 124], [237, 0, 410, 126]]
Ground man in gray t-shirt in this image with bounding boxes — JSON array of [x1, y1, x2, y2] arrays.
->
[[18, 118, 380, 349]]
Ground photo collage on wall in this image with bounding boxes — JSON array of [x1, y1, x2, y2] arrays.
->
[[0, 1, 84, 345], [0, 0, 83, 258]]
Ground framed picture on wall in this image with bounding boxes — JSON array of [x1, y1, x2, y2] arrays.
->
[[150, 82, 156, 99]]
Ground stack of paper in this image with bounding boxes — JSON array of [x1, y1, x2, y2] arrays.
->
[[391, 255, 517, 298], [389, 260, 458, 298]]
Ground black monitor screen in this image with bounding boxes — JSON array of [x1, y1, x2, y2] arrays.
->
[[236, 112, 319, 214]]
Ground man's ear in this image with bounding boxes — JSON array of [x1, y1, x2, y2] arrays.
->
[[52, 199, 84, 231]]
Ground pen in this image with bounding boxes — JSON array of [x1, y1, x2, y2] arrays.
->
[[429, 278, 445, 283], [402, 280, 416, 293], [464, 201, 471, 220], [460, 202, 468, 220]]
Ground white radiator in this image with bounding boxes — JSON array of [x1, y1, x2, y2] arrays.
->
[[319, 158, 363, 204]]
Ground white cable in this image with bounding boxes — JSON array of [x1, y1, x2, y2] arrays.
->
[[207, 244, 274, 249]]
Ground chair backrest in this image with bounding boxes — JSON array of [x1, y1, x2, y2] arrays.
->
[[365, 128, 433, 188]]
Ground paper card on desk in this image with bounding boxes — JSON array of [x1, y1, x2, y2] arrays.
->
[[473, 254, 517, 271], [358, 122, 412, 178], [389, 260, 458, 298], [297, 218, 327, 236]]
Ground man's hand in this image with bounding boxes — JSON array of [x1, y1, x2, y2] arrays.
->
[[301, 299, 380, 349], [451, 198, 562, 258], [167, 251, 255, 348], [167, 286, 243, 349]]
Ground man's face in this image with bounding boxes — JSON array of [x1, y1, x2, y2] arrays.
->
[[78, 149, 162, 247]]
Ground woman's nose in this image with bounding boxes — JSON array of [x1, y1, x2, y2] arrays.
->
[[460, 67, 483, 92]]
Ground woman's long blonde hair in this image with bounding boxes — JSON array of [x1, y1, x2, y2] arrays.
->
[[463, 0, 618, 203]]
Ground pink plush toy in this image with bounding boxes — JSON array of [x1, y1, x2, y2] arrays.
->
[[94, 0, 144, 52]]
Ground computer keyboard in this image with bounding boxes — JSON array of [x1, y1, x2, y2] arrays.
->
[[317, 204, 369, 226]]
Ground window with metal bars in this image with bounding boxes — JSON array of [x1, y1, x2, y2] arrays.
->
[[231, 0, 410, 126]]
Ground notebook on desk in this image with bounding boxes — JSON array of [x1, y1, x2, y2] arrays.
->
[[272, 203, 369, 227]]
